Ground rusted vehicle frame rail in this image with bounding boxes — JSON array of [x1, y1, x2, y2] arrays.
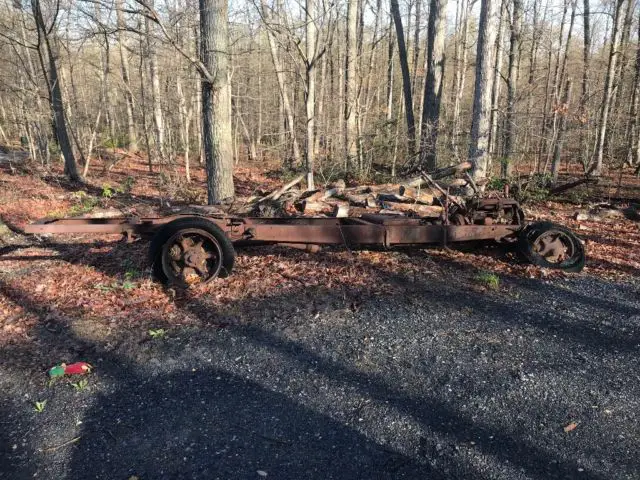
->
[[24, 210, 585, 286], [24, 215, 519, 246]]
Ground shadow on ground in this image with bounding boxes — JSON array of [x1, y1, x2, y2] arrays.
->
[[1, 237, 639, 479]]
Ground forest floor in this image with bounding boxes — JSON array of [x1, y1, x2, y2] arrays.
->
[[0, 153, 639, 479]]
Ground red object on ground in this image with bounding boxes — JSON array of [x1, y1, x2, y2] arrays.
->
[[64, 362, 92, 374]]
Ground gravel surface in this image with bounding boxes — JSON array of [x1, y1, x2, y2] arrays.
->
[[1, 252, 639, 479]]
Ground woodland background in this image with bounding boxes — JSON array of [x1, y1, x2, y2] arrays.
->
[[1, 0, 640, 199]]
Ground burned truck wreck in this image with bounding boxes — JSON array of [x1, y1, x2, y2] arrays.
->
[[25, 195, 585, 287]]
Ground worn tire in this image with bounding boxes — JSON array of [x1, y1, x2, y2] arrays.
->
[[149, 216, 235, 285], [518, 221, 585, 273]]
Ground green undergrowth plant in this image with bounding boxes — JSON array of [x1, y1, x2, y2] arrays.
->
[[475, 271, 500, 290]]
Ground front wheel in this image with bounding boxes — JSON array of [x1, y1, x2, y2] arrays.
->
[[149, 217, 235, 286], [518, 221, 585, 273]]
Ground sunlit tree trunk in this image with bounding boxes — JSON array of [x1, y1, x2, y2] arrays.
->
[[261, 0, 302, 167], [594, 0, 626, 175], [626, 13, 640, 167], [390, 0, 416, 159], [469, 0, 501, 182], [116, 0, 137, 151], [32, 0, 80, 181], [345, 0, 360, 169], [488, 0, 506, 162], [146, 0, 165, 162], [305, 0, 316, 188], [503, 0, 522, 177], [450, 0, 469, 158], [200, 0, 234, 202], [419, 0, 447, 170]]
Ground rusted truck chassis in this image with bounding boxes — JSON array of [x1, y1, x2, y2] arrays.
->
[[25, 198, 585, 286]]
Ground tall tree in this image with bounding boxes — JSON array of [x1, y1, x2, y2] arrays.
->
[[116, 0, 137, 152], [31, 0, 80, 181], [488, 0, 506, 159], [469, 0, 501, 182], [419, 0, 448, 170], [578, 0, 591, 168], [450, 0, 471, 158], [551, 79, 572, 181], [260, 0, 302, 167], [390, 0, 417, 159], [345, 0, 359, 169], [593, 0, 626, 175], [200, 0, 235, 201], [626, 12, 640, 168], [145, 0, 164, 162], [503, 0, 522, 177], [305, 0, 317, 188]]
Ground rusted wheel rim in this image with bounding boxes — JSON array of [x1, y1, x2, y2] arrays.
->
[[532, 230, 575, 264], [161, 228, 223, 286]]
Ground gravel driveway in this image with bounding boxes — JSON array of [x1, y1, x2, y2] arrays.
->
[[1, 249, 639, 479]]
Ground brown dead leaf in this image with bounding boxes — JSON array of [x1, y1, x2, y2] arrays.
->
[[564, 421, 578, 433]]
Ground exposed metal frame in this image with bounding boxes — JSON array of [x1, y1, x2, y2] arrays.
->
[[24, 214, 521, 247]]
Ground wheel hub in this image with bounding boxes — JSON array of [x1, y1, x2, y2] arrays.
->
[[161, 229, 223, 286], [519, 222, 585, 273], [534, 234, 568, 263]]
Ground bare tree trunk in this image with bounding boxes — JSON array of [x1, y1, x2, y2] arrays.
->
[[545, 0, 575, 170], [360, 0, 380, 136], [194, 26, 204, 165], [261, 0, 302, 166], [146, 2, 165, 163], [345, 0, 360, 169], [419, 0, 448, 170], [538, 15, 553, 171], [469, 0, 501, 182], [94, 1, 114, 143], [593, 0, 626, 175], [525, 0, 541, 161], [116, 0, 137, 151], [558, 0, 576, 94], [503, 0, 522, 177], [450, 0, 469, 158], [626, 13, 640, 167], [314, 30, 328, 157], [390, 0, 417, 158], [551, 79, 572, 181], [411, 0, 422, 100], [176, 74, 191, 181], [488, 0, 506, 162], [386, 14, 395, 123], [610, 0, 634, 119], [578, 0, 591, 168], [236, 109, 256, 162], [305, 0, 316, 188], [32, 0, 80, 182], [138, 32, 153, 172], [200, 0, 234, 202]]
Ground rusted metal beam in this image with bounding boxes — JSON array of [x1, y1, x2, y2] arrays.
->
[[24, 215, 521, 247]]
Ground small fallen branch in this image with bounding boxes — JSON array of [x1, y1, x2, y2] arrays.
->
[[261, 175, 304, 202], [549, 177, 598, 195], [41, 436, 81, 453]]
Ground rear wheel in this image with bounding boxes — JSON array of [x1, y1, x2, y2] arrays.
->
[[149, 217, 235, 286], [518, 222, 585, 272]]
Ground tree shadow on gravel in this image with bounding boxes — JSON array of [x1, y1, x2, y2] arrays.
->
[[0, 280, 431, 480], [64, 363, 429, 480], [0, 392, 36, 479], [1, 242, 639, 479]]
